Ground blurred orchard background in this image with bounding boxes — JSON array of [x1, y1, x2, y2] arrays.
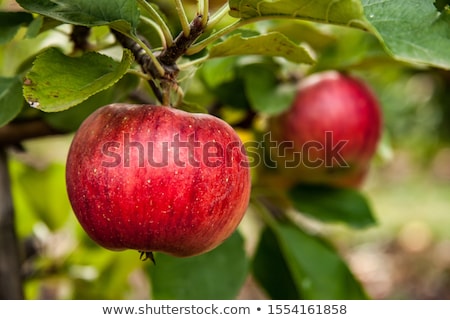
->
[[1, 0, 450, 299]]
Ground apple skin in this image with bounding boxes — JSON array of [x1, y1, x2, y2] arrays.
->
[[66, 104, 251, 257], [268, 71, 382, 188]]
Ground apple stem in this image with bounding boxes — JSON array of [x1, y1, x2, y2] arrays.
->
[[139, 251, 156, 264], [70, 25, 91, 52]]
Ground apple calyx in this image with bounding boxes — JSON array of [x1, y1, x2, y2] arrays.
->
[[139, 251, 156, 264]]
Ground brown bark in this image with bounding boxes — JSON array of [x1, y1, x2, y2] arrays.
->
[[0, 149, 24, 299]]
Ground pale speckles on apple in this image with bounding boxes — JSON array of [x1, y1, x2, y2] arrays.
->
[[66, 104, 251, 257]]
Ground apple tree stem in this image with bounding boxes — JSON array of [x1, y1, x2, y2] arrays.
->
[[0, 149, 24, 299]]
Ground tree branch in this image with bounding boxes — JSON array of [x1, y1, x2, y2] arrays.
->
[[0, 120, 61, 148], [0, 149, 24, 299]]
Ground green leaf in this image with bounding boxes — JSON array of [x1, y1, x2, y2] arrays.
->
[[209, 32, 315, 64], [43, 73, 139, 131], [148, 231, 249, 299], [16, 163, 71, 231], [229, 0, 366, 28], [229, 0, 450, 69], [312, 27, 393, 72], [70, 249, 141, 299], [362, 0, 450, 69], [0, 76, 24, 127], [265, 223, 367, 299], [23, 48, 134, 112], [242, 64, 296, 115], [200, 57, 238, 89], [253, 227, 299, 299], [9, 160, 40, 237], [16, 0, 140, 34], [199, 58, 250, 110], [25, 16, 44, 39], [0, 11, 33, 44], [268, 21, 337, 51], [289, 184, 377, 228]]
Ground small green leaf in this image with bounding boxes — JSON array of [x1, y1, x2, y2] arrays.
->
[[242, 64, 296, 115], [362, 0, 450, 69], [23, 48, 134, 112], [0, 76, 24, 127], [289, 184, 377, 228], [0, 11, 33, 44], [16, 0, 140, 34], [148, 232, 249, 299], [265, 223, 367, 299], [209, 32, 315, 64], [229, 0, 366, 28]]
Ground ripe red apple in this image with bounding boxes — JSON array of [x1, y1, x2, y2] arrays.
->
[[268, 71, 382, 188], [65, 104, 251, 258]]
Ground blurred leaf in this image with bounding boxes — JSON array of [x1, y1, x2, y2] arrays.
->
[[25, 16, 44, 38], [0, 76, 24, 126], [264, 223, 367, 299], [43, 73, 139, 131], [70, 249, 141, 299], [242, 64, 296, 115], [23, 48, 133, 112], [209, 32, 315, 64], [229, 0, 366, 27], [253, 227, 299, 299], [211, 78, 250, 110], [148, 231, 249, 299], [313, 27, 394, 71], [9, 160, 40, 237], [0, 11, 33, 44], [267, 21, 336, 50], [289, 184, 377, 228], [16, 0, 140, 34], [200, 57, 238, 89], [178, 100, 208, 114], [362, 0, 450, 69], [17, 163, 71, 231]]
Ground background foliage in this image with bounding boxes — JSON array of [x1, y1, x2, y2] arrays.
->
[[0, 0, 449, 299]]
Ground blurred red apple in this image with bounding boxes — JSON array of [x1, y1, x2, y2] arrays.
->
[[66, 104, 251, 258], [268, 71, 382, 188]]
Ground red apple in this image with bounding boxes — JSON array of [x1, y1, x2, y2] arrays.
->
[[268, 71, 382, 188], [65, 104, 251, 258]]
